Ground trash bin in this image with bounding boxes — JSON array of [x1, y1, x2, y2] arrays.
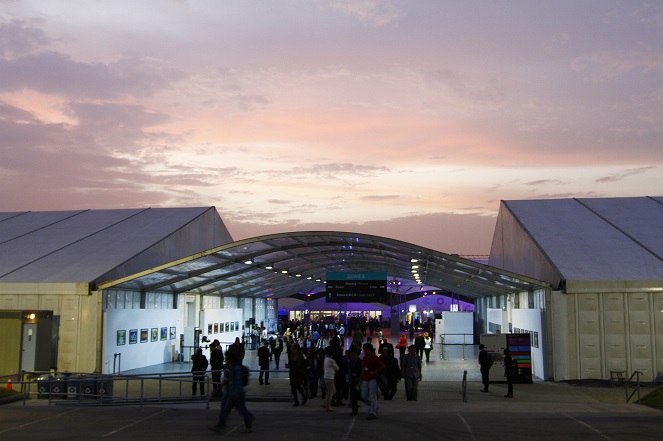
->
[[97, 375, 114, 400], [50, 377, 66, 399], [36, 375, 51, 399], [65, 377, 80, 400], [81, 377, 97, 399]]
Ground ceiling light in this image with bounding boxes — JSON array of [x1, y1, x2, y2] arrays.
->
[[244, 259, 253, 265], [265, 264, 273, 269], [281, 269, 289, 274]]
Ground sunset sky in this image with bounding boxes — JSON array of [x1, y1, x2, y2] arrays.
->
[[1, 1, 661, 254]]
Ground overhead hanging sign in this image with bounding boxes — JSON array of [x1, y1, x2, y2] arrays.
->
[[325, 271, 388, 303]]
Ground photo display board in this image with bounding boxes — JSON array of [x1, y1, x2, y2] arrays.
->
[[325, 271, 388, 303]]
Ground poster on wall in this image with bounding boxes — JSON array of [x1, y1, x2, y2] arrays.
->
[[214, 323, 219, 333], [230, 322, 235, 332], [225, 322, 229, 332], [170, 327, 176, 340], [129, 329, 138, 344], [117, 330, 126, 346], [140, 329, 148, 343], [208, 323, 213, 334], [151, 328, 158, 342], [160, 327, 168, 341], [235, 321, 239, 331], [220, 323, 224, 333]]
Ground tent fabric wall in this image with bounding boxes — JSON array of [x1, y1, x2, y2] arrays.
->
[[491, 197, 663, 382], [0, 208, 232, 374]]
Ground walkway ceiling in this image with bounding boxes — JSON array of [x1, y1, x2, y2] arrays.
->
[[97, 231, 549, 303]]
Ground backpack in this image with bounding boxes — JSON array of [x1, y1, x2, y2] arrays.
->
[[242, 365, 250, 386]]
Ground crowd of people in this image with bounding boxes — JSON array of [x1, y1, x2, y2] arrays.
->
[[199, 318, 436, 433]]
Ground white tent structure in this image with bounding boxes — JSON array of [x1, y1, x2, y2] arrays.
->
[[489, 196, 663, 382], [0, 208, 233, 375]]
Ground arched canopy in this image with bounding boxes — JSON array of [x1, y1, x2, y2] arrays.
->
[[97, 231, 549, 301]]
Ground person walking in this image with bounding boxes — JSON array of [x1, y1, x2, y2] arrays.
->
[[397, 334, 408, 361], [191, 347, 208, 396], [379, 346, 401, 400], [210, 341, 225, 397], [478, 344, 492, 392], [423, 332, 433, 363], [414, 332, 425, 360], [348, 347, 362, 416], [360, 343, 384, 420], [209, 350, 254, 434], [257, 340, 271, 385], [503, 348, 515, 398], [273, 334, 284, 369], [401, 345, 422, 401], [286, 343, 308, 406], [322, 346, 339, 412]]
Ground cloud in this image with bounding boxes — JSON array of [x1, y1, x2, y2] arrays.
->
[[595, 166, 657, 183], [0, 19, 50, 57], [323, 0, 404, 27], [0, 51, 186, 99], [290, 163, 390, 177]]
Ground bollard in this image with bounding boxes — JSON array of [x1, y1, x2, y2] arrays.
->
[[6, 377, 12, 390]]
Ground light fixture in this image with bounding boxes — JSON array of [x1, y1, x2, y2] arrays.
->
[[281, 269, 289, 274], [265, 264, 273, 269], [244, 259, 253, 265]]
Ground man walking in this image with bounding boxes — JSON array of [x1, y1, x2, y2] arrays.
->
[[258, 340, 271, 385], [360, 343, 384, 420], [209, 350, 254, 434]]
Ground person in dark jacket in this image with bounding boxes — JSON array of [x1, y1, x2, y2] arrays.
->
[[210, 341, 225, 397], [503, 348, 515, 398], [209, 350, 254, 434], [257, 340, 271, 385], [478, 344, 492, 392], [273, 334, 284, 369], [191, 347, 208, 395], [414, 332, 425, 360], [379, 346, 401, 400]]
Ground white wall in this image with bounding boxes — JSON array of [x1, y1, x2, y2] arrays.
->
[[511, 308, 546, 380], [104, 308, 181, 373], [200, 308, 243, 349], [440, 311, 474, 344]]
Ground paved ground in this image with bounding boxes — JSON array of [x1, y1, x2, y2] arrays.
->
[[2, 335, 661, 440]]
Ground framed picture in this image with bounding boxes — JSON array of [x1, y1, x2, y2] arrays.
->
[[129, 329, 138, 344], [151, 328, 158, 342], [220, 322, 224, 333], [235, 321, 239, 330], [140, 328, 148, 343], [214, 323, 219, 333], [169, 327, 176, 340], [225, 322, 229, 332], [117, 330, 126, 346], [208, 323, 213, 334], [230, 322, 235, 332], [160, 327, 167, 341]]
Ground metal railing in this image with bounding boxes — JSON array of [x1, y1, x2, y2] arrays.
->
[[0, 369, 277, 408], [438, 333, 474, 360], [625, 370, 644, 403]]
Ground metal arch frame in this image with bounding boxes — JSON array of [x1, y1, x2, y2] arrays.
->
[[96, 231, 550, 301]]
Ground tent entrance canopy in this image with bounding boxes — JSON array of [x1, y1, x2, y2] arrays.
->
[[97, 231, 549, 302]]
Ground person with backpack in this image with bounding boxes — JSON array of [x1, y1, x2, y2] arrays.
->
[[478, 344, 492, 393], [209, 350, 254, 434], [503, 348, 515, 398]]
